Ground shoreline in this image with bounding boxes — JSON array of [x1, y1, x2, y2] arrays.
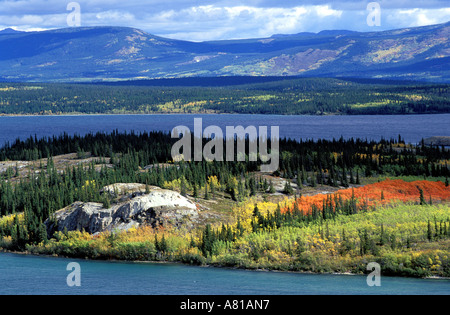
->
[[2, 249, 449, 281], [1, 112, 450, 118]]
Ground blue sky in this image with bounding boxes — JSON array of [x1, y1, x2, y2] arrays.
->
[[0, 0, 449, 41]]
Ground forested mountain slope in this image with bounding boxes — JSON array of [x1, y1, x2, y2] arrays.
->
[[1, 22, 449, 82]]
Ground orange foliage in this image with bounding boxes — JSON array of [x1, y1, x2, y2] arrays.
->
[[284, 179, 450, 215]]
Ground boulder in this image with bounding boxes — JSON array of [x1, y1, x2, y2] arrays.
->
[[46, 187, 199, 235]]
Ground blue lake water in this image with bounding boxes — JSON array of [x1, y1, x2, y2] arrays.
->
[[0, 114, 449, 147], [0, 253, 448, 295]]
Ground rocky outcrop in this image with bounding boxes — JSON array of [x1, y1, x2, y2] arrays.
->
[[46, 185, 199, 235], [101, 183, 152, 196]]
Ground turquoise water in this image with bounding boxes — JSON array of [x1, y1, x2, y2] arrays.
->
[[1, 114, 449, 147], [0, 253, 448, 295]]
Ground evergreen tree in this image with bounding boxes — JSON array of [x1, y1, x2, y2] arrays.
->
[[201, 224, 214, 257], [204, 183, 210, 200], [160, 234, 168, 253], [427, 220, 432, 241], [236, 219, 245, 237], [180, 176, 187, 197], [102, 193, 111, 208], [189, 236, 196, 248], [295, 237, 306, 256], [434, 219, 439, 240], [237, 179, 245, 200], [379, 224, 386, 246], [418, 187, 426, 205], [349, 168, 355, 184], [268, 180, 276, 193], [154, 234, 160, 251], [193, 183, 198, 198], [283, 181, 294, 195], [15, 163, 20, 178]]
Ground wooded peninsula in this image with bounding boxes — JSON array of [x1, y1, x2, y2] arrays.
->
[[0, 130, 449, 278]]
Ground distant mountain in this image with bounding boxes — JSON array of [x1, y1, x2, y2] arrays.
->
[[0, 28, 24, 35], [0, 22, 449, 82]]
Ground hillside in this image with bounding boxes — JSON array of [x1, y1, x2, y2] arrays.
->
[[0, 77, 449, 115], [0, 22, 449, 82], [0, 131, 449, 277]]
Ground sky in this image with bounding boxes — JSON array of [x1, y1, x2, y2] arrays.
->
[[0, 0, 449, 41]]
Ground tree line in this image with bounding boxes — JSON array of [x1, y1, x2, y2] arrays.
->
[[0, 78, 449, 115], [0, 130, 449, 249]]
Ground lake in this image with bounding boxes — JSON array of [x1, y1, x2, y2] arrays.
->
[[0, 253, 448, 295], [0, 114, 449, 147]]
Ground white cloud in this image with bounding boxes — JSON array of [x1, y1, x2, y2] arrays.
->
[[95, 10, 135, 23], [384, 7, 450, 28], [147, 5, 345, 40], [315, 5, 342, 18], [0, 1, 449, 40]]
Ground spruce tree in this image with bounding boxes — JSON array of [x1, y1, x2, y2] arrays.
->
[[193, 183, 198, 198], [204, 183, 210, 200], [379, 224, 386, 246], [236, 219, 244, 237], [427, 220, 432, 241], [102, 193, 111, 208], [160, 234, 168, 253], [434, 219, 439, 240], [189, 236, 196, 248], [268, 180, 276, 193], [237, 179, 245, 200], [283, 181, 294, 195], [418, 187, 426, 205], [154, 234, 160, 252], [180, 176, 187, 197], [349, 168, 355, 184]]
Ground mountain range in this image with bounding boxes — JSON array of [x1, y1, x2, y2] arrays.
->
[[0, 22, 449, 83]]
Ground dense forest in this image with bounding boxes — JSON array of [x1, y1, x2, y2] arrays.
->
[[0, 130, 449, 251], [0, 77, 449, 115]]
